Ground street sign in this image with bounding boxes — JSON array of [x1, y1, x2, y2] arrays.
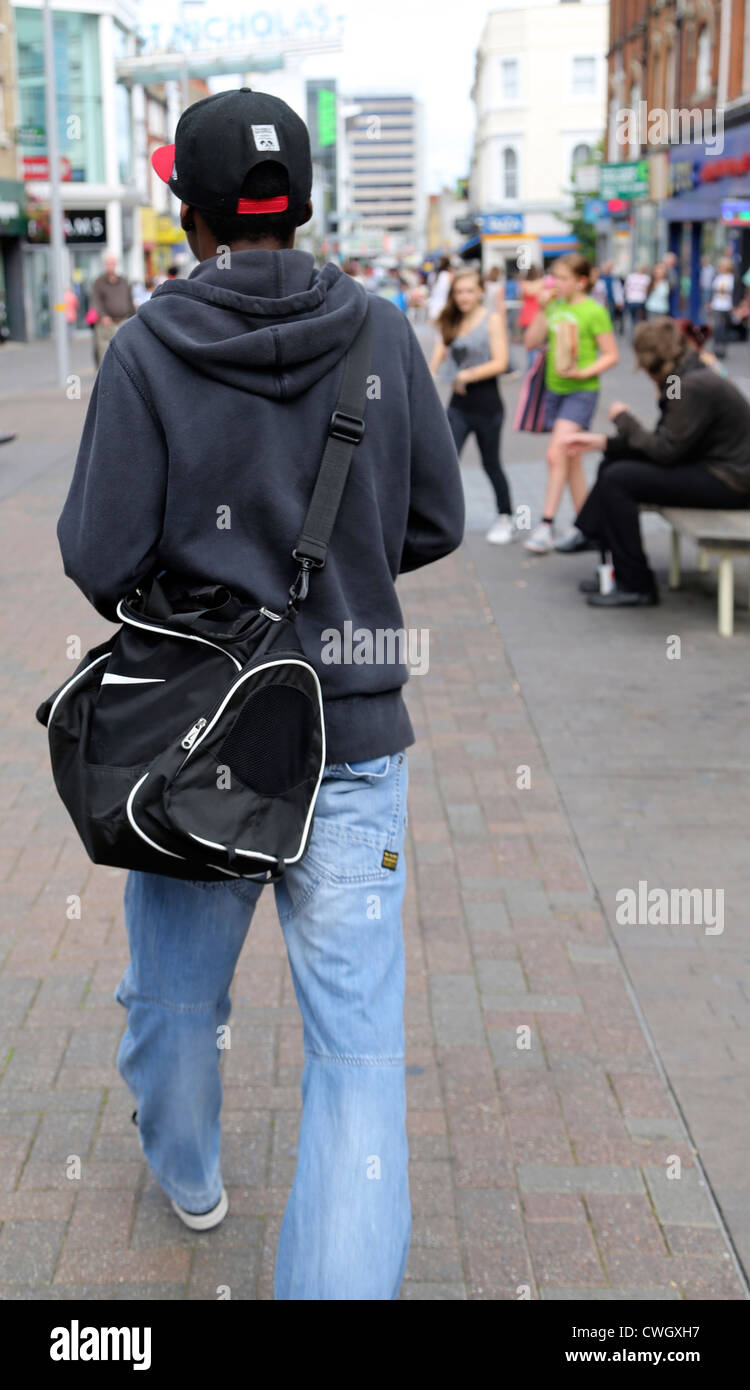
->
[[599, 160, 649, 202], [479, 212, 524, 236], [17, 124, 46, 146], [23, 156, 72, 182], [721, 199, 750, 227], [583, 198, 605, 224]]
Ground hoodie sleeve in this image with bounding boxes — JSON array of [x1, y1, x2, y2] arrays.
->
[[399, 319, 465, 573], [57, 339, 168, 622], [612, 384, 712, 468]]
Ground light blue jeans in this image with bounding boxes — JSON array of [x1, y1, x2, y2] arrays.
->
[[114, 751, 410, 1300]]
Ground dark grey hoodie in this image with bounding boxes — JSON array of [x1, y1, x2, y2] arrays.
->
[[57, 249, 464, 763]]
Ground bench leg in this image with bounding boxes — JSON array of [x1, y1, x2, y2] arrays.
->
[[698, 546, 709, 573], [718, 555, 734, 637], [668, 528, 681, 589]]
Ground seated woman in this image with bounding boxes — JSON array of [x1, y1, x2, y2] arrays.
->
[[563, 317, 750, 607]]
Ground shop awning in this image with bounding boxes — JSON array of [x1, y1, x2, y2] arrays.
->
[[539, 235, 579, 252], [458, 234, 480, 254]]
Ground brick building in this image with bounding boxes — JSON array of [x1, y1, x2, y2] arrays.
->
[[605, 0, 750, 318]]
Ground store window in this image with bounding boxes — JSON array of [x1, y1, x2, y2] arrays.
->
[[502, 147, 518, 199], [572, 56, 597, 97], [16, 8, 104, 184]]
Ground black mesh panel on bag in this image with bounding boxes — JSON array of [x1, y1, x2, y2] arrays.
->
[[217, 683, 317, 796]]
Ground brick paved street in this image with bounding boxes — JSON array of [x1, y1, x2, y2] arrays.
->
[[0, 336, 748, 1299]]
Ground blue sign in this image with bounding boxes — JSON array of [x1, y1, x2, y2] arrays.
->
[[583, 198, 605, 224], [137, 6, 345, 53], [479, 213, 524, 236], [721, 199, 750, 226]]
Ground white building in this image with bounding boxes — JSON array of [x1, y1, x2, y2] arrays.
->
[[469, 0, 608, 272], [339, 92, 424, 258]]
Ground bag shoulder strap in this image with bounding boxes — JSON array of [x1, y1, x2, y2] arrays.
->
[[292, 302, 373, 574]]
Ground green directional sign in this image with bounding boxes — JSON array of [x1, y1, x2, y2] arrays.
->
[[600, 160, 650, 201], [317, 87, 336, 148], [17, 124, 46, 146]]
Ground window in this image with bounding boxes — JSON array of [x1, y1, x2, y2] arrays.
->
[[572, 56, 597, 97], [500, 57, 520, 102], [665, 44, 676, 110], [502, 147, 518, 199], [696, 26, 712, 93], [628, 82, 641, 156], [571, 142, 593, 179], [16, 7, 105, 184]]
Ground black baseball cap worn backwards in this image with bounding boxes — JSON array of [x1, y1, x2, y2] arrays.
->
[[151, 88, 313, 217]]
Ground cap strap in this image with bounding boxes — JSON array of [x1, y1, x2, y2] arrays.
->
[[236, 195, 289, 213]]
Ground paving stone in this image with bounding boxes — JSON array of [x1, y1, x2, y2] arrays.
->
[[541, 1285, 683, 1301], [643, 1167, 718, 1227], [517, 1164, 646, 1195], [463, 902, 511, 933], [489, 1030, 544, 1068], [484, 992, 582, 1013], [0, 1219, 67, 1282]]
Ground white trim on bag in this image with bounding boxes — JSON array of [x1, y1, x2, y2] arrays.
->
[[183, 657, 327, 866], [101, 674, 166, 685], [115, 601, 243, 671], [48, 651, 111, 724], [126, 774, 186, 860]]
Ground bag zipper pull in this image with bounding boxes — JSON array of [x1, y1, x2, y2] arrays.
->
[[181, 718, 207, 750]]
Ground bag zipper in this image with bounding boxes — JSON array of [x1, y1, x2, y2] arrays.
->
[[181, 718, 207, 750]]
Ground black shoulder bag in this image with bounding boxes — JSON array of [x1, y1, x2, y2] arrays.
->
[[36, 305, 373, 884]]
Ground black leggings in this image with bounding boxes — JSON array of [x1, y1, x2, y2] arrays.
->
[[447, 398, 511, 515], [577, 457, 750, 593]]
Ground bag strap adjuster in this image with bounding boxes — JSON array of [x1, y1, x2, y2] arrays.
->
[[328, 410, 365, 444]]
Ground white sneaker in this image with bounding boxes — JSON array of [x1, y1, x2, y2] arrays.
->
[[171, 1186, 228, 1231], [486, 514, 515, 545], [524, 521, 555, 554]]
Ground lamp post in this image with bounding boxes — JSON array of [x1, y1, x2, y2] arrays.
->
[[42, 0, 69, 387]]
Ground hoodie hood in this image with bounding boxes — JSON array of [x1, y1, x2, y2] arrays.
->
[[137, 249, 368, 399]]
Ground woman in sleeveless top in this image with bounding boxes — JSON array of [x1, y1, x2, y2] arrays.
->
[[429, 267, 514, 544]]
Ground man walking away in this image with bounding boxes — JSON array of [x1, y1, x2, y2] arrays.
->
[[91, 252, 135, 365], [56, 89, 464, 1300]]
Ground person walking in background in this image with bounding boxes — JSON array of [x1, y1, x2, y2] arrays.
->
[[427, 256, 453, 324], [518, 265, 544, 365], [663, 250, 680, 315], [63, 285, 79, 339], [645, 262, 671, 319], [522, 253, 618, 554], [700, 255, 716, 321], [710, 257, 736, 360], [589, 266, 608, 308], [600, 261, 625, 336], [483, 265, 506, 314], [623, 264, 650, 340], [92, 252, 135, 366], [430, 265, 514, 545]]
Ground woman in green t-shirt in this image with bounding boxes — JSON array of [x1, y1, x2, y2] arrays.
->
[[523, 254, 619, 554]]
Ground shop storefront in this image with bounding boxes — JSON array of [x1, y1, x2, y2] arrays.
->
[[661, 121, 750, 323], [24, 205, 108, 337], [0, 179, 28, 341]]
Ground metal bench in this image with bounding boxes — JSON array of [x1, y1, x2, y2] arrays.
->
[[656, 507, 750, 637]]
